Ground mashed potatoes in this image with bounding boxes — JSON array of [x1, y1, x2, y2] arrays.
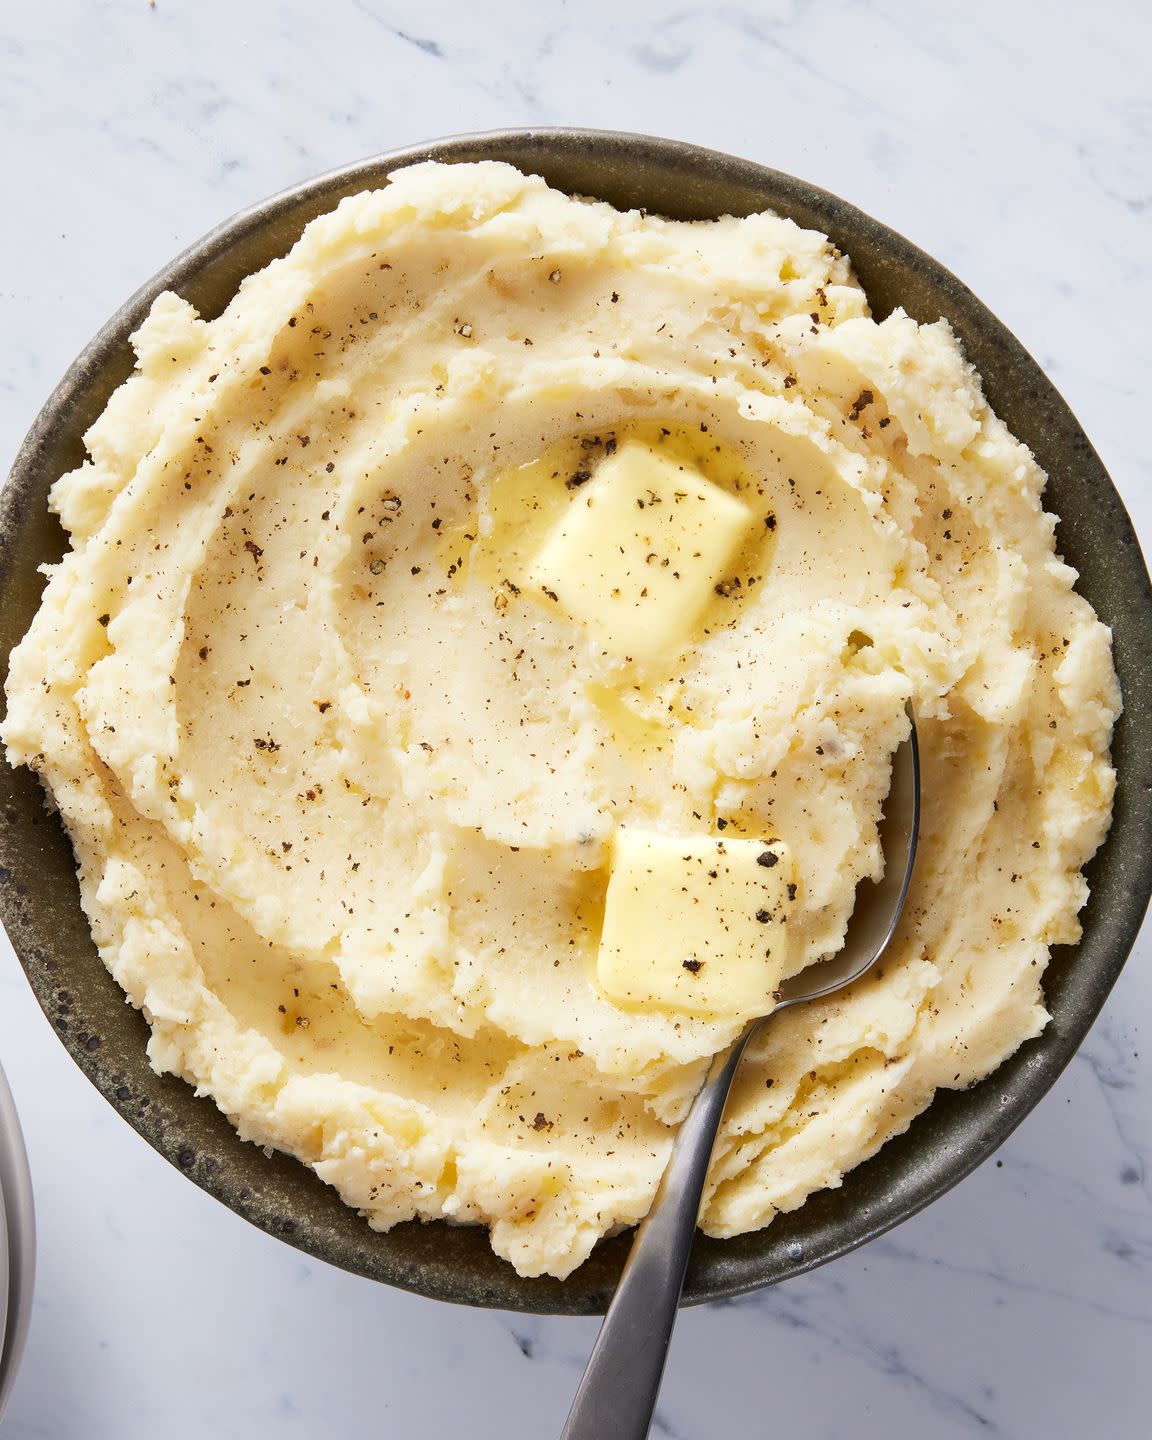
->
[[3, 161, 1119, 1278]]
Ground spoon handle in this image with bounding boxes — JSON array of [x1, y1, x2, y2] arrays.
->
[[560, 1020, 757, 1440]]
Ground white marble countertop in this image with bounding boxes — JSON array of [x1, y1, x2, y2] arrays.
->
[[1, 1, 1149, 1435]]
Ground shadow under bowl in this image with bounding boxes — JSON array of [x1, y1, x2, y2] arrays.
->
[[1, 129, 1150, 1315]]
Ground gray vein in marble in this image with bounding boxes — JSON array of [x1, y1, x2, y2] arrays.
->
[[1076, 1033, 1152, 1205], [1100, 1220, 1152, 1268], [496, 1312, 593, 1373], [393, 28, 444, 58], [1081, 102, 1152, 215], [348, 0, 445, 58], [728, 1280, 1004, 1435], [631, 42, 693, 75], [870, 1228, 1152, 1329], [649, 1405, 691, 1440], [507, 1321, 537, 1359], [695, 0, 909, 124], [1001, 1144, 1147, 1225], [92, 119, 182, 170]]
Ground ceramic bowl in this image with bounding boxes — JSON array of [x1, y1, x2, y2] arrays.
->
[[1, 129, 1150, 1314]]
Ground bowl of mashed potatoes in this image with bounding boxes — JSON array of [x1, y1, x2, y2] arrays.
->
[[1, 130, 1149, 1313]]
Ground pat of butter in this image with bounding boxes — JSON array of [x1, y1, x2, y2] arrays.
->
[[527, 442, 755, 663], [597, 829, 794, 1017]]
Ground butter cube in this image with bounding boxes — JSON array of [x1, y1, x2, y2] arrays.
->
[[527, 442, 755, 664], [597, 829, 794, 1017]]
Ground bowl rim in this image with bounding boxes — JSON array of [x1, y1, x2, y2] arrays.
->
[[2, 126, 1150, 1314], [0, 1059, 34, 1421]]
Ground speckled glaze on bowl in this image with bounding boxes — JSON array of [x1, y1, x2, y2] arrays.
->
[[1, 130, 1150, 1315]]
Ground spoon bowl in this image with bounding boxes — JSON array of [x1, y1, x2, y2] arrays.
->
[[777, 707, 920, 1007]]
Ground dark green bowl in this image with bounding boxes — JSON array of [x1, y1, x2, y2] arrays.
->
[[2, 130, 1150, 1315]]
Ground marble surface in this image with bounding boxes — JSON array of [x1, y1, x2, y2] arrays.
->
[[1, 0, 1150, 1435]]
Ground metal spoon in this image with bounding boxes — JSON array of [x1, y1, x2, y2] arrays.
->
[[561, 707, 920, 1440]]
